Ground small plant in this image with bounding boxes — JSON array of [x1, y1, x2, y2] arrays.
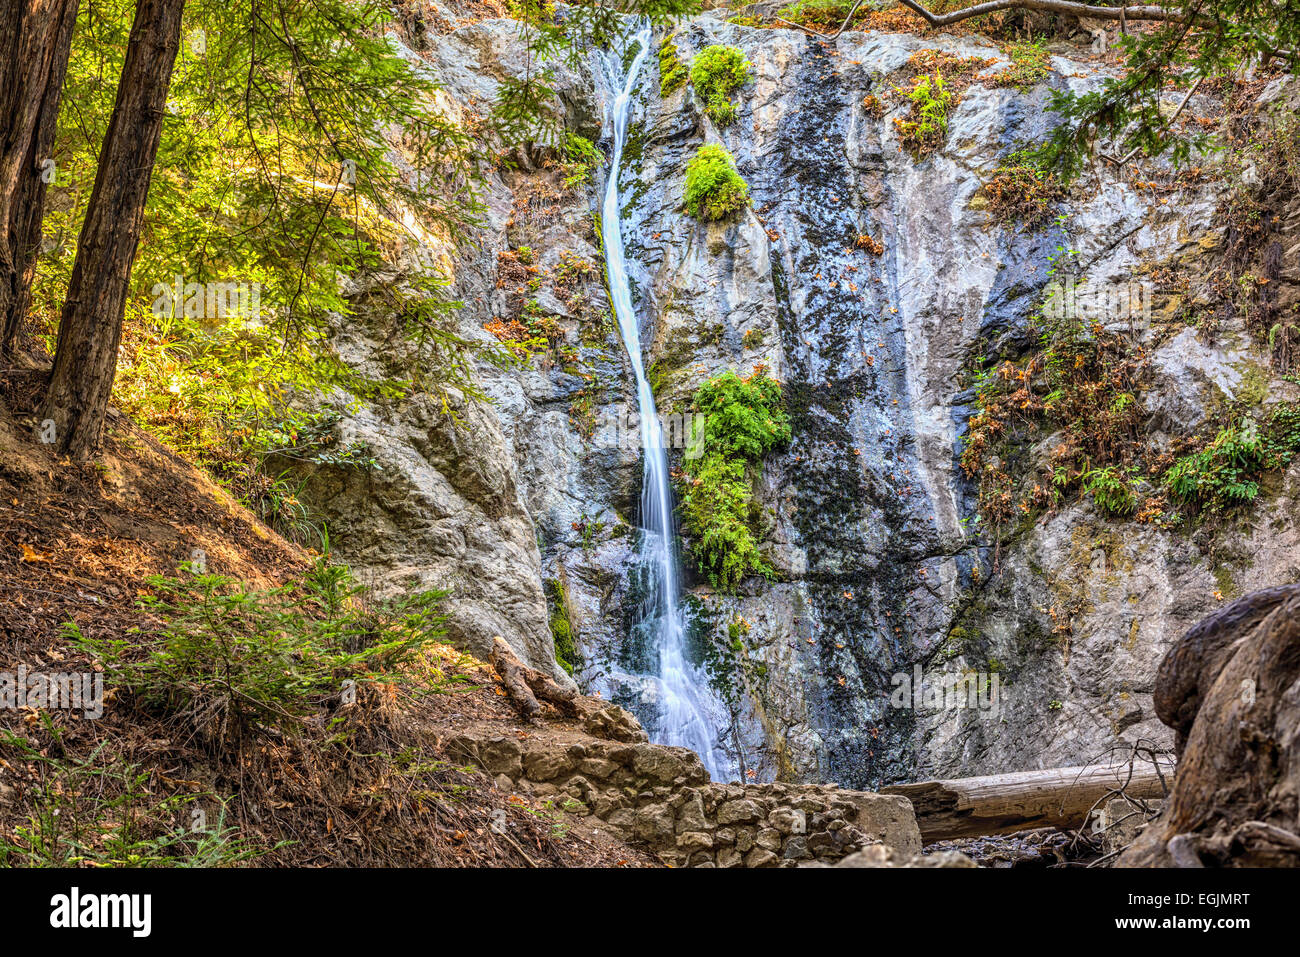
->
[[893, 71, 953, 157], [684, 144, 751, 222], [855, 232, 884, 255], [679, 367, 791, 590], [862, 93, 886, 118], [689, 44, 752, 126], [1163, 419, 1272, 512], [988, 39, 1052, 90], [1081, 465, 1139, 516], [659, 38, 689, 97], [69, 560, 448, 750], [984, 156, 1065, 226], [558, 133, 603, 190]]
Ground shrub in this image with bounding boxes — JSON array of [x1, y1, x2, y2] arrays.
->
[[558, 133, 602, 190], [987, 39, 1052, 90], [689, 44, 752, 126], [1163, 419, 1273, 511], [692, 368, 793, 459], [679, 367, 791, 590], [776, 0, 870, 29], [684, 145, 751, 222], [70, 560, 448, 749], [894, 71, 953, 157], [1081, 465, 1139, 516], [659, 38, 689, 97], [984, 157, 1065, 226]]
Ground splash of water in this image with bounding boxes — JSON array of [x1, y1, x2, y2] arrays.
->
[[600, 29, 733, 782]]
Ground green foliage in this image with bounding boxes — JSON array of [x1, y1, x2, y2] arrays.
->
[[659, 38, 689, 97], [684, 145, 751, 222], [691, 369, 793, 459], [680, 369, 791, 590], [984, 153, 1065, 226], [1034, 1, 1300, 183], [544, 578, 577, 675], [559, 133, 604, 190], [1162, 414, 1299, 512], [894, 71, 953, 157], [689, 45, 753, 126], [69, 560, 447, 748], [991, 39, 1052, 90], [775, 0, 874, 30], [1082, 465, 1139, 516], [32, 0, 493, 504], [0, 722, 272, 867]]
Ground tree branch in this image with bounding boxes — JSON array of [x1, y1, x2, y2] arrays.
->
[[775, 0, 1189, 40]]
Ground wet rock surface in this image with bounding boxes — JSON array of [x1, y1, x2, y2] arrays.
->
[[297, 8, 1300, 788]]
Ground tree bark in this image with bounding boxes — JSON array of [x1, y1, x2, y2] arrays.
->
[[1118, 586, 1300, 867], [882, 756, 1174, 841], [0, 0, 79, 356], [37, 0, 185, 457], [489, 636, 581, 722], [776, 0, 1186, 39]]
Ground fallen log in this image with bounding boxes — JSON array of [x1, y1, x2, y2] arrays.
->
[[489, 636, 580, 723], [882, 756, 1175, 842]]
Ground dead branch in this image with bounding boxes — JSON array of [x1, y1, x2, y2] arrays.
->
[[489, 635, 580, 722], [775, 0, 1190, 40]]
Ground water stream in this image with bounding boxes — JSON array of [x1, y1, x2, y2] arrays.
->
[[600, 29, 733, 782]]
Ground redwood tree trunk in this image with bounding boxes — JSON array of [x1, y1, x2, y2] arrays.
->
[[0, 0, 79, 356], [37, 0, 184, 457]]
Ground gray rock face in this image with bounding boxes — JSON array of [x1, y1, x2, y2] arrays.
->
[[605, 17, 1300, 787], [300, 10, 1300, 785]]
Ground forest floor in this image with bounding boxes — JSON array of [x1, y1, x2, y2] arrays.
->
[[0, 366, 655, 867]]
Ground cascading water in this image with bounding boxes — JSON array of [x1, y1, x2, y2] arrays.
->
[[600, 28, 733, 783]]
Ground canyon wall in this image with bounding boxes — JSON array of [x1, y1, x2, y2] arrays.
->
[[299, 5, 1300, 787]]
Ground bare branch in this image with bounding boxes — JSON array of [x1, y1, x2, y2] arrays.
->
[[775, 0, 1189, 40]]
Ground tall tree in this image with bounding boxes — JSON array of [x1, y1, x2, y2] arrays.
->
[[38, 0, 185, 457], [0, 0, 79, 355]]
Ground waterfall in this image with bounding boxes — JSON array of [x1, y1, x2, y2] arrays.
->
[[601, 28, 733, 783]]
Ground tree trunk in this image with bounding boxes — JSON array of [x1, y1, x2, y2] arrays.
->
[[37, 0, 184, 457], [1118, 586, 1300, 867], [882, 757, 1175, 841], [0, 0, 79, 356]]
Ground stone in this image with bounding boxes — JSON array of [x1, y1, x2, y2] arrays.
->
[[475, 738, 520, 780], [591, 791, 624, 818], [675, 793, 709, 833], [677, 831, 714, 852], [717, 847, 744, 868], [522, 746, 576, 782], [768, 806, 807, 835], [744, 848, 779, 868], [716, 799, 763, 825], [630, 745, 685, 784], [579, 757, 620, 780], [782, 836, 813, 860], [632, 803, 675, 845], [756, 828, 782, 851]]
